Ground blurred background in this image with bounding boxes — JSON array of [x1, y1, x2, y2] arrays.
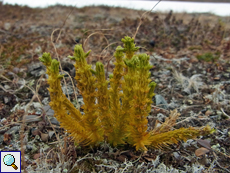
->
[[1, 0, 230, 16]]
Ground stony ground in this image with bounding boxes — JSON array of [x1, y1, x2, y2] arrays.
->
[[0, 3, 230, 173]]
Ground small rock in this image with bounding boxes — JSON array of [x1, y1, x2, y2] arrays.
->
[[32, 129, 41, 136], [43, 105, 51, 112], [223, 73, 229, 78], [35, 46, 42, 53], [25, 115, 42, 123], [46, 109, 54, 116], [75, 37, 81, 43], [0, 126, 10, 133], [182, 139, 196, 148], [4, 23, 11, 30], [32, 102, 42, 109], [1, 118, 7, 123], [60, 61, 74, 74], [38, 121, 46, 131], [27, 62, 45, 77], [42, 98, 50, 106], [62, 85, 74, 95], [48, 131, 55, 139], [216, 110, 222, 116], [49, 117, 60, 126], [155, 94, 168, 109], [0, 135, 4, 145], [30, 127, 36, 134], [12, 67, 20, 74], [26, 144, 33, 151], [157, 113, 166, 122], [5, 126, 20, 135], [226, 85, 230, 94], [173, 152, 181, 160], [4, 97, 10, 104], [149, 40, 155, 47], [4, 85, 11, 90]]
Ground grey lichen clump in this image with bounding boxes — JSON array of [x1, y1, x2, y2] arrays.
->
[[67, 154, 206, 173]]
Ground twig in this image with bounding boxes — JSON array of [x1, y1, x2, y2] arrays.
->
[[49, 5, 75, 101], [151, 105, 169, 113], [176, 114, 209, 126], [20, 95, 36, 172], [220, 108, 230, 119], [19, 74, 45, 172], [212, 152, 230, 172]]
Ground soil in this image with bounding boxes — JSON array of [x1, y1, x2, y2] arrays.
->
[[0, 2, 230, 173]]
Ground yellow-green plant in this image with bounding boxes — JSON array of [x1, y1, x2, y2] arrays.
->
[[196, 51, 220, 63], [39, 36, 213, 151]]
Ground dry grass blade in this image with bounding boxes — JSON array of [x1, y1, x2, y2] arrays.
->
[[20, 94, 38, 171], [83, 32, 109, 50], [50, 29, 70, 100], [99, 41, 120, 60], [133, 0, 162, 39]]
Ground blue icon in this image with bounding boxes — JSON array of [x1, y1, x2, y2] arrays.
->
[[3, 154, 18, 170]]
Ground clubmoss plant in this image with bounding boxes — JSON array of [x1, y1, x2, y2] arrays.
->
[[39, 36, 213, 151]]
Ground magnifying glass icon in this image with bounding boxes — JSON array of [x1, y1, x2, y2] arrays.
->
[[3, 154, 18, 170]]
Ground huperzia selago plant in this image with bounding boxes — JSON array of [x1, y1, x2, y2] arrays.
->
[[39, 36, 213, 151]]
